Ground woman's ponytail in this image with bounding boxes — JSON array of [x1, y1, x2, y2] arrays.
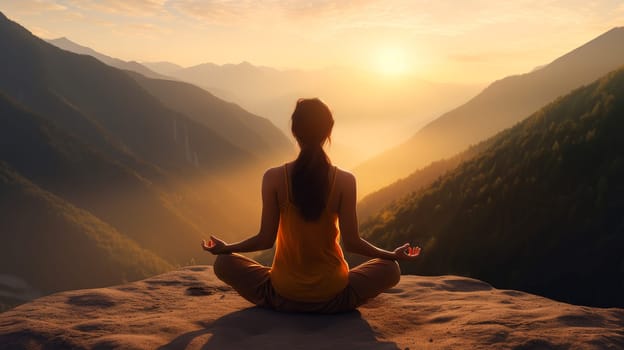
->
[[290, 99, 334, 221]]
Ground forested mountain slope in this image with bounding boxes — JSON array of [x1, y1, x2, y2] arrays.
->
[[362, 66, 624, 308], [46, 37, 292, 165], [0, 12, 251, 175], [0, 161, 171, 312], [0, 11, 277, 250], [0, 12, 288, 310], [0, 93, 204, 266], [357, 143, 488, 221]]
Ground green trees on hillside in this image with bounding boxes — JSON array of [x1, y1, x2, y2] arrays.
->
[[361, 67, 624, 307], [0, 161, 172, 311]]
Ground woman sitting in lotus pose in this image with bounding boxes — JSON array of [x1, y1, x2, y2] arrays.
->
[[202, 98, 421, 313]]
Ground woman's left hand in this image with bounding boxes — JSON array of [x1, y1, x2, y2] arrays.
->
[[201, 235, 229, 255], [392, 243, 421, 260]]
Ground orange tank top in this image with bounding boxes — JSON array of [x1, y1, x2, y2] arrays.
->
[[269, 164, 350, 302]]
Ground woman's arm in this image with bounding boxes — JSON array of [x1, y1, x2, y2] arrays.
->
[[338, 171, 421, 260], [201, 168, 280, 255]]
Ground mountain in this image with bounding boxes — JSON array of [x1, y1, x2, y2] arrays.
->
[[1, 14, 255, 175], [151, 60, 481, 167], [0, 160, 172, 312], [0, 12, 290, 308], [357, 142, 487, 221], [355, 27, 624, 196], [169, 61, 293, 113], [0, 10, 266, 240], [46, 36, 292, 168], [0, 92, 209, 266], [361, 66, 624, 308], [127, 71, 291, 161], [2, 267, 623, 348], [48, 37, 170, 80], [141, 61, 184, 75]]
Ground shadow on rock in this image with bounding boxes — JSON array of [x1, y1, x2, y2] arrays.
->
[[158, 307, 400, 350]]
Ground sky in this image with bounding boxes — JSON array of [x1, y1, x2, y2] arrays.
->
[[2, 1, 624, 83]]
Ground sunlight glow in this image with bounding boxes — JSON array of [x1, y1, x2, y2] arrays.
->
[[375, 47, 410, 76]]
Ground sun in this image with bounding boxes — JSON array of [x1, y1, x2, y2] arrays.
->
[[375, 47, 410, 76]]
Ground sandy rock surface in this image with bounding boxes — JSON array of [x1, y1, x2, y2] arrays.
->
[[1, 266, 623, 349]]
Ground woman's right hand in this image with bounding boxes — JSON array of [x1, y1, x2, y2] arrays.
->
[[201, 235, 229, 255], [393, 243, 421, 260]]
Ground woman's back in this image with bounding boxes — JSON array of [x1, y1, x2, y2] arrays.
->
[[269, 163, 349, 302]]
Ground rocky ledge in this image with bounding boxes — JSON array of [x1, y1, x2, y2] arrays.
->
[[1, 266, 623, 349]]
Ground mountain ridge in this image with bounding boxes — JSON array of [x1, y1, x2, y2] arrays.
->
[[361, 65, 624, 308], [354, 26, 624, 196], [46, 34, 292, 168], [0, 92, 207, 266], [48, 37, 171, 80], [0, 12, 291, 311], [147, 52, 482, 167], [0, 160, 172, 313]]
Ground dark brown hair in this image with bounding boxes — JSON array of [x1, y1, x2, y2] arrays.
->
[[290, 98, 334, 221]]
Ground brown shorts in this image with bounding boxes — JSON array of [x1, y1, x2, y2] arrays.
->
[[213, 253, 401, 313]]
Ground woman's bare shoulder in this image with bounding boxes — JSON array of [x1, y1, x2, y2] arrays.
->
[[334, 166, 356, 186], [334, 166, 354, 177], [264, 165, 286, 181]]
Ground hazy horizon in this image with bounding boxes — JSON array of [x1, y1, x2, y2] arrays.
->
[[3, 1, 623, 85], [5, 1, 624, 169]]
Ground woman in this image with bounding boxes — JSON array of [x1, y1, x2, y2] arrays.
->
[[202, 98, 421, 313]]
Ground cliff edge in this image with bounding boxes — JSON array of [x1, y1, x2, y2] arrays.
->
[[1, 266, 622, 349]]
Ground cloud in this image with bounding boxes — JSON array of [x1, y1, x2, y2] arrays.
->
[[112, 22, 171, 39], [166, 0, 382, 26], [448, 50, 533, 63], [321, 0, 620, 37], [78, 0, 617, 38], [277, 0, 377, 18], [4, 0, 67, 14], [167, 1, 592, 35], [167, 0, 261, 24], [65, 0, 167, 16]]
